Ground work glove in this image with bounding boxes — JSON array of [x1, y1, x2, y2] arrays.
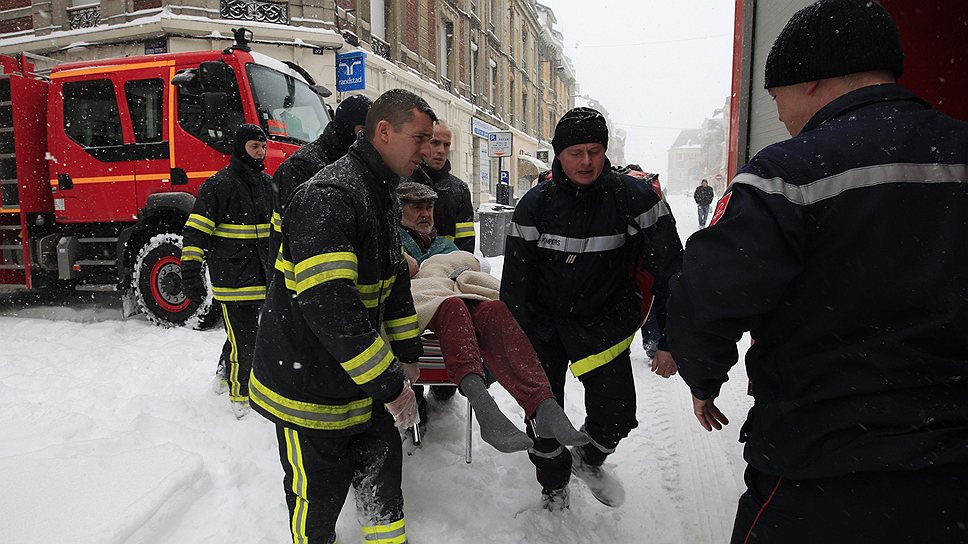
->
[[385, 380, 420, 429], [181, 272, 207, 303], [400, 362, 421, 384]]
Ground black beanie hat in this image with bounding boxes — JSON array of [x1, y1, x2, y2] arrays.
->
[[232, 123, 267, 171], [764, 0, 903, 89], [332, 94, 373, 147], [552, 107, 609, 156]]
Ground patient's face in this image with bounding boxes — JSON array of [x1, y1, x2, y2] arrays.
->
[[402, 201, 435, 235]]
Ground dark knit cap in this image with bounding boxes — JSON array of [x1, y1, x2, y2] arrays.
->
[[552, 107, 609, 156], [764, 0, 903, 89], [232, 123, 267, 171], [333, 94, 373, 146], [397, 181, 438, 203]]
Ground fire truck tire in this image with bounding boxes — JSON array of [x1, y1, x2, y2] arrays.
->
[[132, 233, 221, 330]]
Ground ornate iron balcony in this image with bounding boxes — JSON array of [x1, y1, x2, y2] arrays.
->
[[220, 0, 289, 25], [371, 36, 391, 61], [68, 5, 101, 30]]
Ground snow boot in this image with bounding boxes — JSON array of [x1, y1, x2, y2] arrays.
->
[[570, 446, 625, 507], [532, 399, 590, 446], [231, 400, 251, 420], [212, 359, 228, 395], [460, 374, 533, 453], [541, 486, 570, 512]]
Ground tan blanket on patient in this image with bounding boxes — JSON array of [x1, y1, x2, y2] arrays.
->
[[410, 251, 501, 331]]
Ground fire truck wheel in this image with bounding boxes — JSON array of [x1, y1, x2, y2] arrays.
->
[[132, 233, 221, 330]]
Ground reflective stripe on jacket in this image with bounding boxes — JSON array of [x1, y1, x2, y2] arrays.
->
[[251, 137, 422, 436]]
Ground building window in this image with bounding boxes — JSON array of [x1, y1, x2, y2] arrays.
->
[[509, 80, 515, 122], [470, 41, 479, 98], [488, 58, 497, 107], [439, 19, 454, 88], [370, 0, 386, 41]]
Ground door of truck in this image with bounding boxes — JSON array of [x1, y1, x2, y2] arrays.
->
[[120, 62, 176, 206], [169, 59, 248, 193], [49, 70, 138, 223]]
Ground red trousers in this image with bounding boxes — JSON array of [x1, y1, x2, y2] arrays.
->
[[427, 298, 554, 418]]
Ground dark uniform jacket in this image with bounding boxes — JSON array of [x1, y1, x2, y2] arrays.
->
[[250, 137, 423, 436], [181, 156, 273, 304], [501, 158, 682, 379], [271, 123, 351, 214], [667, 84, 968, 479], [411, 160, 476, 252], [694, 185, 714, 206]]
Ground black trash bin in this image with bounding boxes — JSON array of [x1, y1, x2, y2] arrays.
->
[[478, 205, 515, 257]]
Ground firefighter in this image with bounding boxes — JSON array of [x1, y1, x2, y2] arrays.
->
[[271, 93, 373, 213], [500, 107, 683, 511], [406, 119, 476, 412], [250, 89, 434, 544], [180, 123, 273, 419]]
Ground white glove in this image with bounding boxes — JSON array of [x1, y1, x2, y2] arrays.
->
[[385, 380, 420, 429]]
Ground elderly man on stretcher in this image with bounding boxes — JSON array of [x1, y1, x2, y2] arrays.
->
[[395, 181, 589, 453]]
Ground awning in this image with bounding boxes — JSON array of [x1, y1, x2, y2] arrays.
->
[[517, 154, 549, 172]]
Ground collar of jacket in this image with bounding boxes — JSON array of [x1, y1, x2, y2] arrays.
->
[[425, 159, 452, 182], [802, 83, 930, 134], [229, 155, 264, 184], [550, 156, 613, 194], [347, 136, 400, 193]]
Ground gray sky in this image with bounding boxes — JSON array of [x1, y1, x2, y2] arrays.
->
[[548, 0, 735, 180]]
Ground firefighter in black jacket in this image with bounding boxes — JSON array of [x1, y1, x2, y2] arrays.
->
[[408, 120, 475, 409], [271, 93, 372, 213], [180, 124, 272, 418], [501, 107, 683, 511], [411, 120, 476, 252], [250, 89, 435, 544], [667, 2, 968, 542]]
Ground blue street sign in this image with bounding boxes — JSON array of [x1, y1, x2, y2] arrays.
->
[[499, 170, 510, 184], [336, 51, 366, 92]]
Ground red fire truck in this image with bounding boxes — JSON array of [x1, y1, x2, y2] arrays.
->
[[0, 32, 331, 327]]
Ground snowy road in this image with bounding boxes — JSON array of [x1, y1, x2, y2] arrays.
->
[[0, 195, 753, 543]]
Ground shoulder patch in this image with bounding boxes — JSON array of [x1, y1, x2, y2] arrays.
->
[[709, 192, 731, 226]]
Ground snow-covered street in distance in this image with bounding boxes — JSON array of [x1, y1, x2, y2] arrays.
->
[[0, 194, 752, 543]]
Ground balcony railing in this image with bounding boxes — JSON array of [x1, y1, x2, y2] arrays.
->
[[371, 36, 391, 61], [220, 0, 289, 25], [68, 4, 101, 30], [441, 77, 452, 93]]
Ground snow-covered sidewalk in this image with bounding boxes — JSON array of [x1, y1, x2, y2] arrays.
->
[[0, 195, 753, 543]]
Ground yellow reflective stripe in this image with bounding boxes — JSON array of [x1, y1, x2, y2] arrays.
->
[[271, 211, 282, 233], [362, 518, 406, 543], [180, 246, 204, 262], [341, 337, 394, 385], [211, 285, 267, 302], [441, 235, 455, 241], [222, 303, 247, 401], [249, 373, 373, 430], [358, 276, 397, 308], [293, 252, 358, 295], [284, 428, 310, 544], [454, 222, 475, 238], [275, 252, 297, 291], [570, 332, 637, 378], [185, 213, 215, 235], [384, 314, 420, 341], [213, 222, 272, 239]]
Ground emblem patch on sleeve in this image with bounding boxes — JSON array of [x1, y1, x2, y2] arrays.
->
[[709, 192, 732, 226]]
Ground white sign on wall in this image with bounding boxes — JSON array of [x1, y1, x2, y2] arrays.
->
[[487, 131, 513, 158]]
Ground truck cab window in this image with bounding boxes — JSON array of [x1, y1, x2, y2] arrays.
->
[[125, 79, 164, 143], [246, 64, 329, 144], [63, 79, 123, 148], [175, 65, 245, 154]]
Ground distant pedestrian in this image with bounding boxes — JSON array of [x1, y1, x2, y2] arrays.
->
[[693, 179, 714, 227], [667, 1, 968, 543]]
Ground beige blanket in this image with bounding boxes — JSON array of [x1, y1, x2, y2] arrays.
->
[[411, 251, 501, 331]]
